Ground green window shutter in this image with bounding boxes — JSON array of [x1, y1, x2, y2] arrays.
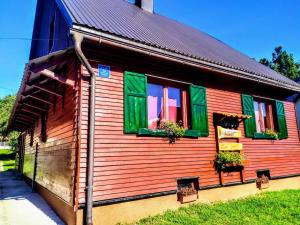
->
[[124, 71, 148, 133], [275, 101, 288, 139], [190, 85, 209, 137], [241, 94, 256, 137]]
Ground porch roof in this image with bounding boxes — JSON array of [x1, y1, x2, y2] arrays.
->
[[8, 48, 75, 132]]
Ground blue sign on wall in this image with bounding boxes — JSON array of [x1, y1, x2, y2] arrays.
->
[[98, 64, 110, 78]]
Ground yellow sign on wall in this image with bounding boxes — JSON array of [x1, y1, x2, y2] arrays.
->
[[217, 126, 241, 139], [219, 143, 243, 151]]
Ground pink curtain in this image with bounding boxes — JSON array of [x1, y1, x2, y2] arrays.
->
[[148, 96, 160, 129]]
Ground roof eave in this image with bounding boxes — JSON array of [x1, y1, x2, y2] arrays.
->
[[71, 24, 300, 93], [7, 48, 75, 131]]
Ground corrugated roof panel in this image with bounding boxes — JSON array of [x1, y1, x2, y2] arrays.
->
[[60, 0, 299, 87]]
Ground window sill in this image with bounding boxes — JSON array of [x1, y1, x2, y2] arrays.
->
[[138, 128, 202, 138], [253, 132, 277, 140]]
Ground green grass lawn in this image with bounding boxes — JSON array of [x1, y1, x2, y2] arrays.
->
[[129, 189, 300, 225], [0, 149, 15, 171]]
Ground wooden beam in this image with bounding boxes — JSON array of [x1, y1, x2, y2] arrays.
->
[[22, 103, 47, 112], [40, 69, 75, 87], [15, 118, 35, 125], [13, 124, 28, 131], [16, 114, 37, 122], [25, 95, 54, 105], [20, 108, 41, 117], [29, 47, 73, 73], [22, 86, 41, 97], [15, 115, 35, 122], [16, 113, 37, 120], [31, 84, 63, 97], [26, 73, 47, 86], [14, 120, 32, 126], [30, 59, 67, 73], [17, 110, 39, 120], [12, 122, 27, 128]]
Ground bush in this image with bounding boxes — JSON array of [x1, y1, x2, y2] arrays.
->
[[7, 131, 19, 151]]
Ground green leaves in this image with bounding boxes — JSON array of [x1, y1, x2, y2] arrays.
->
[[259, 46, 300, 80], [159, 121, 187, 143], [264, 129, 279, 140], [214, 152, 246, 169], [0, 95, 16, 137], [0, 95, 19, 150]]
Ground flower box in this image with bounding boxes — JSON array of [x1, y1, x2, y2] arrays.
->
[[224, 163, 242, 167], [177, 179, 198, 204], [256, 175, 270, 190], [222, 160, 249, 169], [177, 192, 198, 204]]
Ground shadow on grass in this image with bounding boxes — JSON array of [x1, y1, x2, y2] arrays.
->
[[3, 163, 15, 166], [0, 152, 15, 161], [0, 150, 16, 171]]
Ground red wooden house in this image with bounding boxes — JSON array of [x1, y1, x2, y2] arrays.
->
[[9, 0, 300, 224]]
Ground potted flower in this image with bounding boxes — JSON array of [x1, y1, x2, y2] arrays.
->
[[159, 121, 186, 143], [177, 182, 198, 204], [264, 129, 279, 140], [254, 129, 279, 140], [256, 174, 270, 190], [214, 152, 246, 170]]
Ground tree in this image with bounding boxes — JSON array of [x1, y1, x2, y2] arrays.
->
[[0, 95, 19, 150], [259, 46, 300, 80], [7, 131, 19, 151]]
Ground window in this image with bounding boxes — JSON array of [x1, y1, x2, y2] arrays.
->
[[147, 81, 189, 129], [242, 94, 288, 139], [253, 99, 275, 133], [124, 71, 209, 137]]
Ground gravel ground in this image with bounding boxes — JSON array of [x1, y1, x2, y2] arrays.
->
[[0, 170, 64, 225]]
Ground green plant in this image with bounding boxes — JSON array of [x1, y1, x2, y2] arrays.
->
[[0, 149, 15, 171], [214, 151, 246, 169], [264, 129, 279, 139], [7, 131, 19, 151], [0, 94, 19, 151], [160, 121, 186, 143], [127, 190, 300, 225]]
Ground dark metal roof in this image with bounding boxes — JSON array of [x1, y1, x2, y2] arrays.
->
[[61, 0, 299, 88]]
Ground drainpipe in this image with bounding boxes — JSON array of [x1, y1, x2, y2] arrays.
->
[[72, 31, 96, 225]]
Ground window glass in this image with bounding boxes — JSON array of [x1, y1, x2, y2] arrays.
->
[[261, 102, 267, 132], [167, 87, 182, 123], [148, 83, 163, 129], [147, 81, 188, 129], [254, 101, 261, 133], [254, 99, 276, 133]]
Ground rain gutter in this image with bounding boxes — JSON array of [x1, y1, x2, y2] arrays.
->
[[70, 25, 300, 93], [71, 31, 96, 225]]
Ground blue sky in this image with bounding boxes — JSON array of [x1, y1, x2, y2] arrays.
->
[[0, 0, 299, 98]]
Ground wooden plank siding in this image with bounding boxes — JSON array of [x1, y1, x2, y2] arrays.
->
[[78, 58, 300, 204], [21, 60, 79, 205]]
